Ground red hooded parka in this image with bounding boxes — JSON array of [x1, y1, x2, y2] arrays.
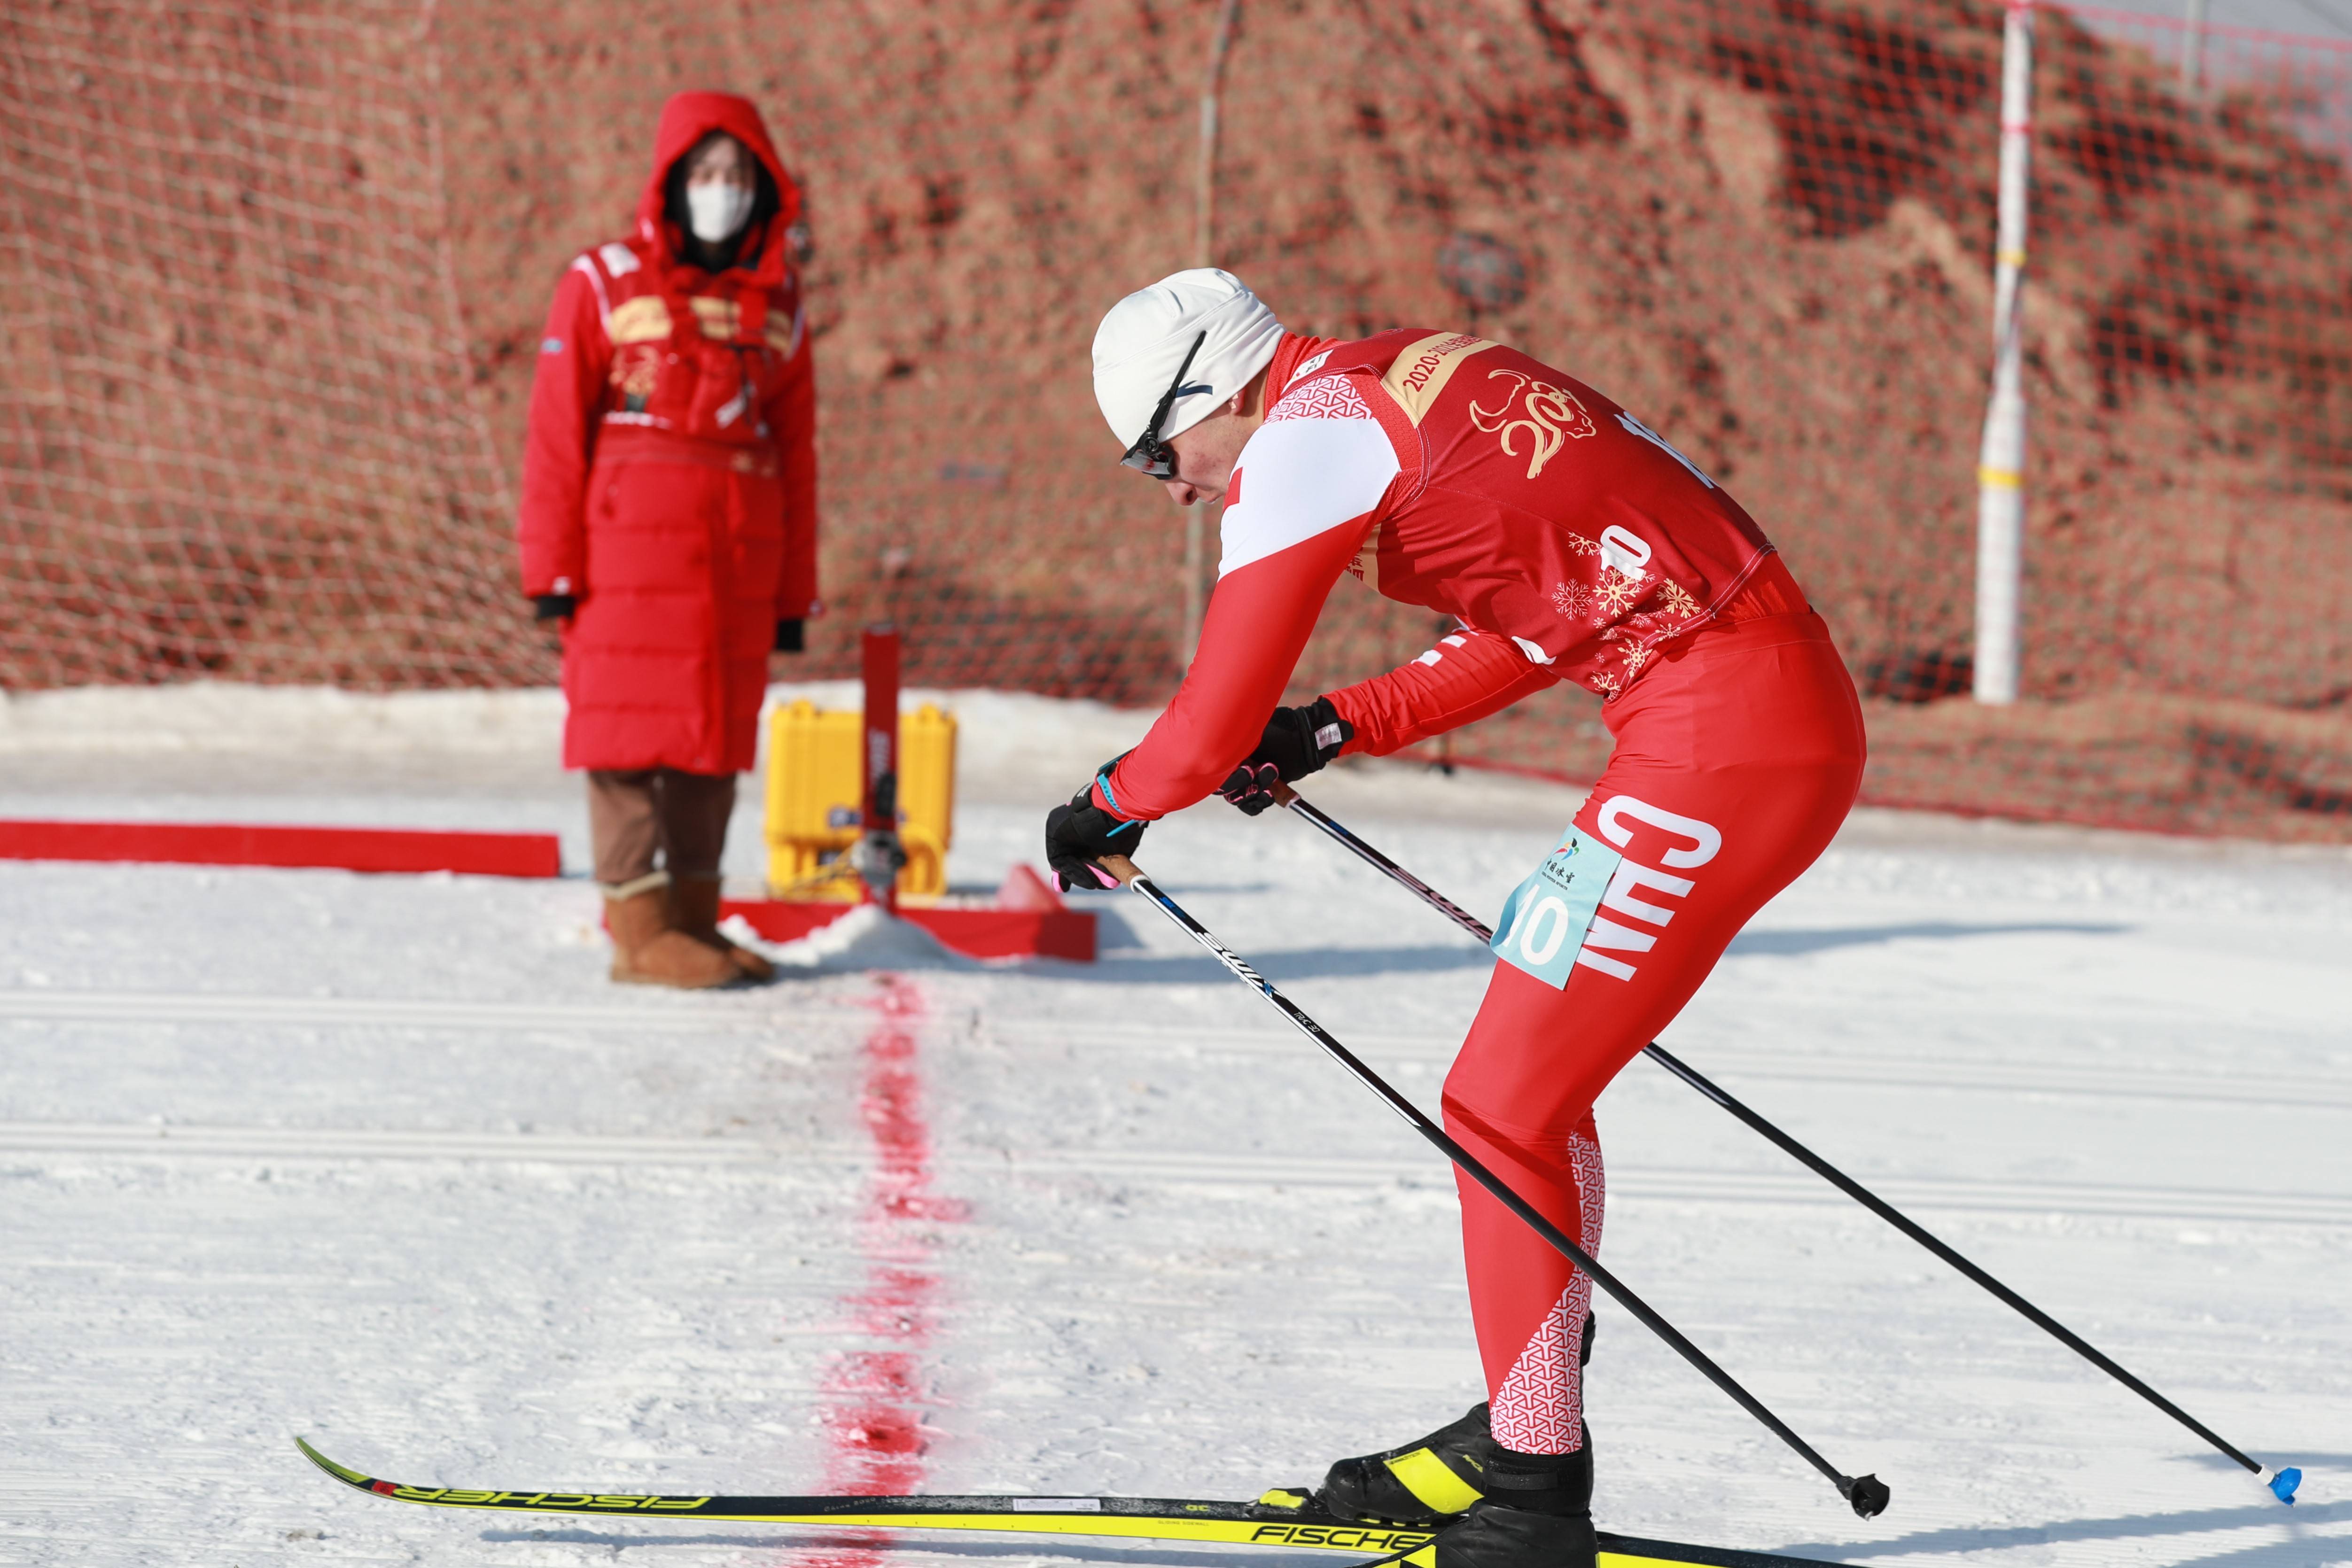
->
[[517, 92, 818, 775]]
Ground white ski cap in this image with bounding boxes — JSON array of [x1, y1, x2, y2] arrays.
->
[[1092, 268, 1285, 450]]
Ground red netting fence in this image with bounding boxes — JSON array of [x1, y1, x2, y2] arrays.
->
[[3, 0, 2348, 838]]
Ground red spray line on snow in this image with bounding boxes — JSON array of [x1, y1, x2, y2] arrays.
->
[[808, 973, 966, 1562]]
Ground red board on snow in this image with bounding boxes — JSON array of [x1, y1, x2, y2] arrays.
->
[[720, 899, 1097, 963], [0, 819, 563, 879], [721, 866, 1096, 962]]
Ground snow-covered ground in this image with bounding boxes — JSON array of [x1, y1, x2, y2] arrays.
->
[[2, 683, 2348, 1568]]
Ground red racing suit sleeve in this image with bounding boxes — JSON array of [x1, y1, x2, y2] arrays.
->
[[1325, 626, 1563, 757], [1096, 374, 1409, 821], [762, 300, 820, 620], [516, 262, 614, 598], [1096, 520, 1367, 822]]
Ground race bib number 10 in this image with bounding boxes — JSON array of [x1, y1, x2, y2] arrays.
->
[[1489, 828, 1624, 990]]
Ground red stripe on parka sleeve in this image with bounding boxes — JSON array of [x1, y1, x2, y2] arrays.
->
[[1324, 626, 1562, 757], [1097, 518, 1366, 822], [515, 265, 613, 598]]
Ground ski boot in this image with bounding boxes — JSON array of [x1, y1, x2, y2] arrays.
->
[[1320, 1403, 1496, 1524], [1320, 1317, 1595, 1526], [1429, 1445, 1596, 1568]]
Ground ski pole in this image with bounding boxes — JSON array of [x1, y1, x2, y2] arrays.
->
[[1094, 851, 1891, 1520], [1271, 786, 2304, 1507]]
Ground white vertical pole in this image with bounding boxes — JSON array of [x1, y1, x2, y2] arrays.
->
[[2181, 0, 2207, 90], [1194, 4, 1234, 270], [1183, 0, 1241, 668], [1974, 0, 2034, 705]]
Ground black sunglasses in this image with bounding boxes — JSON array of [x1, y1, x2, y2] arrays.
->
[[1118, 329, 1213, 478]]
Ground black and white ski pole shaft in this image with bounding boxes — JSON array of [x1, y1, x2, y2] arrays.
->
[[1271, 787, 2303, 1507], [1094, 851, 1891, 1520]]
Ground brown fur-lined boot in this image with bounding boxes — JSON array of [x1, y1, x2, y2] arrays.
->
[[670, 874, 776, 983], [604, 875, 738, 989]]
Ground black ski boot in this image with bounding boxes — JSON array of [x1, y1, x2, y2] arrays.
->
[[1432, 1444, 1596, 1568], [1320, 1316, 1596, 1527], [1319, 1403, 1495, 1524]]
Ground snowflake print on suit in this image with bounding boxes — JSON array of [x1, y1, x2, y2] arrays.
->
[[1490, 1132, 1607, 1454], [1594, 568, 1646, 620]]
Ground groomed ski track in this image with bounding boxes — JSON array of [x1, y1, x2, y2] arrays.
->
[[5, 1118, 2349, 1228], [2, 685, 2347, 1568]]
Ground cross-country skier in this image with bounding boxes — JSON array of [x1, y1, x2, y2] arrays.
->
[[1045, 270, 1867, 1568]]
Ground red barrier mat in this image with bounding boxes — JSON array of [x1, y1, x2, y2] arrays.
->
[[0, 819, 563, 879], [722, 865, 1096, 963]]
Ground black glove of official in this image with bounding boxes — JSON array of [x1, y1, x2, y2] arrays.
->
[[1217, 697, 1354, 816], [532, 593, 577, 623], [774, 618, 805, 653], [1044, 761, 1145, 892]]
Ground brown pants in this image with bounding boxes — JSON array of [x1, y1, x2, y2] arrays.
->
[[587, 768, 738, 889]]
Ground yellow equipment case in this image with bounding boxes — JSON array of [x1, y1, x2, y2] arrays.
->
[[764, 699, 957, 900]]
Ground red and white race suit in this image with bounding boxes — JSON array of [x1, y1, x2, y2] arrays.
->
[[1096, 328, 1867, 1457]]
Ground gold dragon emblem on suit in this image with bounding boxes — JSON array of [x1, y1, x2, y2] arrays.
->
[[1467, 369, 1597, 479]]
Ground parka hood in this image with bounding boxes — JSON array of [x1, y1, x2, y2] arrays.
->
[[635, 91, 802, 285]]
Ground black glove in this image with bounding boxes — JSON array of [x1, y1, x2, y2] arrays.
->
[[1217, 697, 1354, 816], [774, 618, 805, 653], [532, 593, 577, 623], [1044, 763, 1145, 892]]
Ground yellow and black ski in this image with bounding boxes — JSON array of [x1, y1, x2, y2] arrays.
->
[[297, 1437, 1846, 1568]]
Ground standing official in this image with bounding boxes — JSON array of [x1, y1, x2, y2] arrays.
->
[[519, 92, 818, 988]]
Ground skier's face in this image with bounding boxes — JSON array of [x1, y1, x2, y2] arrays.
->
[[1155, 392, 1254, 508]]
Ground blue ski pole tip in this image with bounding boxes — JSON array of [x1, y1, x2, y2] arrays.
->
[[1843, 1474, 1891, 1519], [2264, 1467, 2301, 1506]]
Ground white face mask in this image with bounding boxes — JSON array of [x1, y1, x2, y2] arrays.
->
[[686, 182, 754, 243]]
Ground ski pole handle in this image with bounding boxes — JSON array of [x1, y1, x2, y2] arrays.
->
[[1093, 853, 1142, 887]]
